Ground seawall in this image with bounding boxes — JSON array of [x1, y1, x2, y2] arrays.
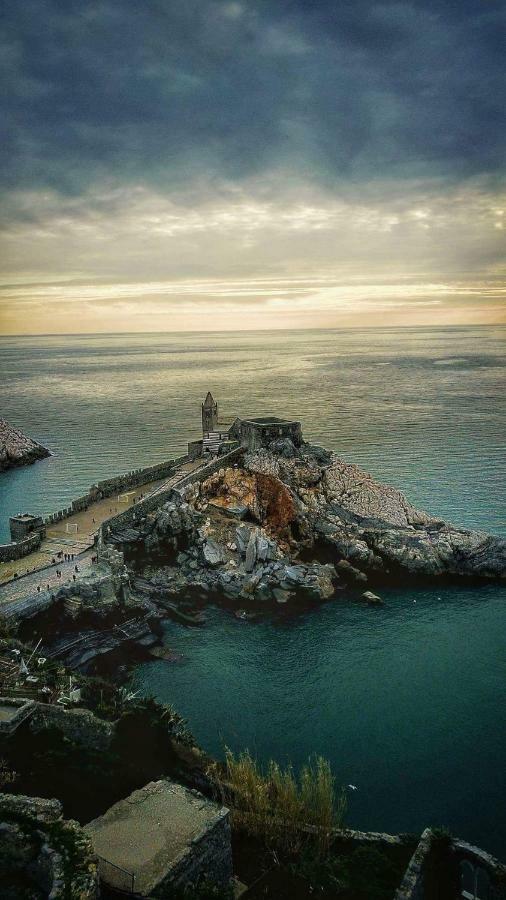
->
[[0, 454, 190, 564]]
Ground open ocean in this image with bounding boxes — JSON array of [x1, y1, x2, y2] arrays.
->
[[1, 326, 505, 853]]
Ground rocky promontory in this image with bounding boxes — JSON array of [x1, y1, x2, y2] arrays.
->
[[105, 438, 505, 612], [0, 418, 50, 472]]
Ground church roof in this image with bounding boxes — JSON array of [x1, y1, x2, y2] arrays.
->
[[203, 391, 215, 407]]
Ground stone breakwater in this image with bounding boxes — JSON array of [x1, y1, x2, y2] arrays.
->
[[0, 418, 50, 473], [110, 437, 505, 612]]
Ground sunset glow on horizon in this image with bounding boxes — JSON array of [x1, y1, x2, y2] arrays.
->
[[1, 2, 505, 334]]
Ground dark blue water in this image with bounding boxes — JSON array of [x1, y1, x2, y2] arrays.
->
[[1, 327, 505, 854]]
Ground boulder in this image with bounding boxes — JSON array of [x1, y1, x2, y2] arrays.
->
[[362, 590, 384, 605], [202, 539, 226, 568]]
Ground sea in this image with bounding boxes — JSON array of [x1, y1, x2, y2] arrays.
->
[[0, 326, 505, 854]]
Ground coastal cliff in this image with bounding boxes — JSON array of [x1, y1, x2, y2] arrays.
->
[[0, 418, 50, 473], [107, 438, 505, 610]]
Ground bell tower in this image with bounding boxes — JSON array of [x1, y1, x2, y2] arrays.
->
[[202, 391, 218, 434]]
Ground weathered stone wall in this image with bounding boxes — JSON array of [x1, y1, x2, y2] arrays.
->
[[43, 454, 189, 527], [395, 829, 506, 900], [239, 419, 303, 451], [29, 703, 115, 751], [173, 447, 244, 495], [394, 828, 432, 900], [188, 438, 203, 460], [9, 515, 45, 542], [101, 447, 244, 541], [452, 839, 506, 900], [0, 531, 42, 562], [155, 812, 233, 895], [0, 698, 36, 735], [0, 455, 189, 562], [0, 792, 99, 899]]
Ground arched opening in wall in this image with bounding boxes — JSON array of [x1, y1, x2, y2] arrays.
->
[[459, 859, 491, 899], [460, 859, 475, 898]]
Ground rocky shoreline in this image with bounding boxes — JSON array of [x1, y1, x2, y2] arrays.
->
[[111, 438, 505, 609], [0, 418, 50, 473], [11, 435, 504, 673]]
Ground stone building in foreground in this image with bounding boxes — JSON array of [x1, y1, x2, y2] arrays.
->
[[86, 779, 233, 896]]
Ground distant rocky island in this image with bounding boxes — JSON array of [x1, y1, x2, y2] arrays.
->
[[0, 418, 50, 473]]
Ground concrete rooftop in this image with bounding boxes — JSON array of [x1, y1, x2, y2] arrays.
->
[[86, 780, 228, 895]]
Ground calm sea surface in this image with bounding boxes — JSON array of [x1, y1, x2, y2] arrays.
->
[[1, 327, 505, 853]]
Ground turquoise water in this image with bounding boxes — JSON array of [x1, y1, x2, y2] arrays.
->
[[1, 327, 505, 853]]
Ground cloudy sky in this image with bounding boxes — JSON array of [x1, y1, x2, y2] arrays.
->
[[1, 0, 505, 334]]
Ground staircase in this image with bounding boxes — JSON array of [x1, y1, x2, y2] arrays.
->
[[202, 431, 222, 454]]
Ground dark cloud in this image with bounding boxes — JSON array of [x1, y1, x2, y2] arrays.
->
[[1, 0, 504, 199]]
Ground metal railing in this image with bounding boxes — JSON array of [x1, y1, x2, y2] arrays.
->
[[97, 855, 136, 893]]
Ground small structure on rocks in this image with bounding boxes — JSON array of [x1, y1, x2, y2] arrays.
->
[[9, 512, 46, 542], [86, 779, 232, 896]]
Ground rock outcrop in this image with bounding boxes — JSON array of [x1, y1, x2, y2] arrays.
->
[[0, 418, 50, 472], [107, 439, 505, 613], [244, 442, 506, 580]]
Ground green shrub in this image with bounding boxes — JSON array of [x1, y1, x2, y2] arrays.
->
[[213, 750, 347, 856]]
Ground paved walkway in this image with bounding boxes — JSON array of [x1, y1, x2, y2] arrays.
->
[[0, 549, 96, 615], [0, 456, 211, 618], [0, 458, 205, 587]]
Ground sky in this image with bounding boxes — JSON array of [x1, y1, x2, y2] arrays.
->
[[0, 0, 505, 334]]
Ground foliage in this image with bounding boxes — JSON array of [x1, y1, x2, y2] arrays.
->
[[291, 843, 411, 899], [430, 826, 453, 851], [213, 749, 347, 856]]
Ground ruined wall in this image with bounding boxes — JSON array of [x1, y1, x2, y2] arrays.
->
[[0, 792, 99, 899], [43, 454, 189, 527], [29, 704, 115, 751], [102, 447, 244, 541], [173, 447, 244, 494], [394, 829, 432, 900]]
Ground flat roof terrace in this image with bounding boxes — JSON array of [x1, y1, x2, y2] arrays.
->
[[86, 780, 229, 896]]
